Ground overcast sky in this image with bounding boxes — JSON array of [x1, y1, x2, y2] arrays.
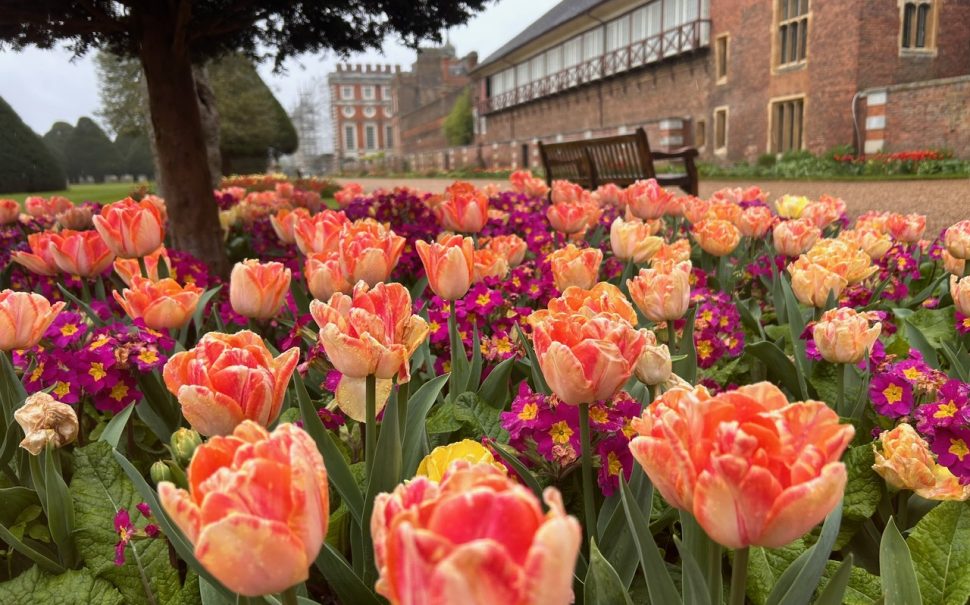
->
[[0, 0, 559, 138]]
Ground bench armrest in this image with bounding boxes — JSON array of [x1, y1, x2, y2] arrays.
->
[[650, 147, 699, 160]]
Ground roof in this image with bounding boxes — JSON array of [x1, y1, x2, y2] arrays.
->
[[475, 0, 607, 71]]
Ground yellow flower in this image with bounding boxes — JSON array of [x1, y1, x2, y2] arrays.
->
[[415, 439, 505, 483], [775, 194, 811, 219]]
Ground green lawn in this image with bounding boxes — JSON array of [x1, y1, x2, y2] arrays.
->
[[4, 182, 151, 205]]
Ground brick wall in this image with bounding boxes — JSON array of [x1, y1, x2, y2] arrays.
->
[[399, 86, 470, 152], [861, 76, 970, 155]]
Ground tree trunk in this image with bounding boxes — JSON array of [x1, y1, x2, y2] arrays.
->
[[137, 10, 229, 277], [192, 65, 223, 189]]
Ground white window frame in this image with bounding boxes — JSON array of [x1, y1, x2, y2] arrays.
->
[[362, 85, 375, 100], [344, 124, 356, 151], [364, 123, 377, 150], [385, 125, 394, 148], [340, 86, 354, 100], [381, 85, 391, 99]]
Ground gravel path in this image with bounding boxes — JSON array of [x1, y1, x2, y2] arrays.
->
[[344, 177, 969, 236]]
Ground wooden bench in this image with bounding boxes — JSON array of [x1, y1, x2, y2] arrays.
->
[[537, 127, 699, 196]]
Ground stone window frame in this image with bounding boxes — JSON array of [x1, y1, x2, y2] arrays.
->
[[343, 124, 357, 151], [340, 85, 354, 100], [767, 94, 807, 154], [772, 0, 810, 72], [364, 122, 378, 150], [361, 85, 376, 100], [695, 118, 707, 150], [713, 106, 728, 155], [898, 0, 938, 56], [714, 33, 729, 84]]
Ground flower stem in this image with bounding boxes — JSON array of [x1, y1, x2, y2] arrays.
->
[[281, 586, 298, 605], [578, 402, 597, 545], [729, 546, 750, 605], [137, 255, 150, 280], [365, 373, 377, 479], [836, 363, 846, 415], [397, 378, 409, 437]]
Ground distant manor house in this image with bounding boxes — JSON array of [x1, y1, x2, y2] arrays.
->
[[331, 0, 970, 172]]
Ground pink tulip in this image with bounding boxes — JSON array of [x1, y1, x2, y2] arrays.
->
[[92, 197, 165, 258]]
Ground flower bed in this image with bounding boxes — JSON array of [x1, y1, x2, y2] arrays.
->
[[0, 173, 969, 604]]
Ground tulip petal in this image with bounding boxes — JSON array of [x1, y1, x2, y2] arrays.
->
[[756, 462, 847, 548], [429, 540, 526, 605], [158, 482, 202, 542], [195, 512, 309, 596], [178, 385, 246, 437], [523, 489, 582, 605]]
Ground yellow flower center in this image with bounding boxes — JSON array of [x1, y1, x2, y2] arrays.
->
[[138, 350, 159, 364], [883, 384, 903, 404], [935, 402, 958, 419], [476, 293, 491, 307], [53, 381, 70, 397], [89, 335, 111, 350], [549, 421, 574, 444], [608, 451, 622, 476], [428, 321, 440, 334], [697, 340, 714, 360], [902, 368, 922, 381], [110, 383, 130, 402], [949, 438, 970, 461], [60, 324, 79, 337], [589, 406, 609, 424], [30, 362, 45, 382], [518, 403, 538, 421], [495, 337, 512, 354], [88, 363, 107, 381]]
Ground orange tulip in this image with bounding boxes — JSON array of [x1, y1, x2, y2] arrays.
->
[[305, 252, 352, 301], [627, 260, 692, 322], [886, 213, 926, 243], [416, 235, 475, 301], [805, 238, 877, 284], [49, 229, 115, 277], [944, 220, 970, 260], [652, 239, 692, 265], [309, 281, 429, 382], [629, 382, 854, 548], [159, 421, 328, 597], [229, 259, 292, 320], [472, 248, 509, 283], [550, 180, 587, 205], [737, 206, 775, 238], [434, 181, 489, 233], [942, 250, 966, 276], [293, 210, 349, 255], [838, 228, 892, 261], [634, 331, 672, 386], [163, 331, 299, 436], [592, 183, 625, 206], [609, 216, 663, 263], [813, 307, 882, 363], [269, 207, 311, 244], [92, 197, 165, 258], [873, 423, 970, 501], [546, 200, 602, 235], [11, 232, 60, 276], [537, 282, 637, 325], [800, 201, 841, 229], [486, 234, 527, 267], [56, 206, 94, 230], [0, 199, 18, 224], [113, 277, 203, 330], [547, 244, 602, 292], [788, 256, 848, 308], [334, 182, 364, 207], [951, 275, 970, 316], [531, 311, 647, 405], [114, 247, 173, 286], [25, 195, 72, 218], [624, 178, 675, 220], [772, 219, 821, 257], [0, 290, 66, 351], [509, 170, 550, 198], [337, 219, 406, 286], [692, 219, 740, 256], [372, 461, 580, 605], [682, 196, 712, 224], [707, 200, 742, 225]]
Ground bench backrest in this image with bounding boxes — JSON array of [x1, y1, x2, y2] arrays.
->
[[538, 127, 657, 190]]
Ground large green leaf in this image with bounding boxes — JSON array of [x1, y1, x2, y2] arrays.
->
[[477, 356, 516, 408], [71, 441, 186, 605], [908, 501, 970, 605], [619, 476, 681, 603], [905, 307, 956, 350], [314, 543, 381, 605], [745, 341, 804, 398], [584, 540, 634, 605], [766, 499, 842, 605], [838, 445, 884, 548], [401, 373, 450, 477], [453, 391, 508, 442], [880, 518, 923, 605], [0, 565, 123, 605]]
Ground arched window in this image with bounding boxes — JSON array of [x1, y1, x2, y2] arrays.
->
[[901, 1, 935, 50]]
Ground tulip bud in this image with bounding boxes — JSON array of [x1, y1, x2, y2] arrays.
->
[[635, 340, 672, 386], [944, 220, 970, 260], [170, 428, 203, 466], [14, 392, 78, 455], [952, 275, 970, 316], [150, 461, 174, 485]]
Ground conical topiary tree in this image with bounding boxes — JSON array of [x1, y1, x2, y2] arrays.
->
[[42, 121, 75, 177], [0, 96, 67, 193], [64, 117, 122, 183]]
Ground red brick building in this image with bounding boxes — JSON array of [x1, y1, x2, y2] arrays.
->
[[328, 64, 398, 168], [403, 0, 970, 171]]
